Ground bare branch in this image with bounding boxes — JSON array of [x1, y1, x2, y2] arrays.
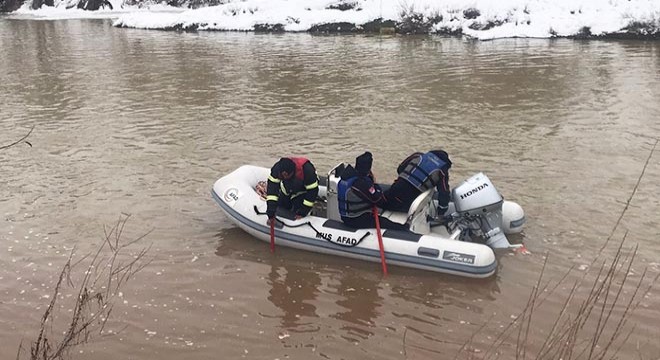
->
[[0, 125, 34, 150], [465, 233, 657, 360], [601, 139, 657, 251], [19, 215, 151, 360]]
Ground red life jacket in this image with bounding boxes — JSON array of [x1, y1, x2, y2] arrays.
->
[[289, 157, 309, 181]]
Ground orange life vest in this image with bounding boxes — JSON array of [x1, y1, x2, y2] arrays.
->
[[289, 157, 309, 181]]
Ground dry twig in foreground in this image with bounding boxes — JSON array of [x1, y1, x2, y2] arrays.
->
[[458, 234, 658, 360], [17, 215, 152, 360], [1, 125, 34, 150]]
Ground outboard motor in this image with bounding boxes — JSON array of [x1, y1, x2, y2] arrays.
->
[[448, 173, 514, 249]]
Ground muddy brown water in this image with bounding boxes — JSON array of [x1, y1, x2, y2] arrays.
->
[[1, 18, 660, 359]]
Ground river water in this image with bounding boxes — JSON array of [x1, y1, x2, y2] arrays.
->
[[1, 18, 659, 359]]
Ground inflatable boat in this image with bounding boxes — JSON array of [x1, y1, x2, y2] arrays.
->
[[211, 164, 525, 278]]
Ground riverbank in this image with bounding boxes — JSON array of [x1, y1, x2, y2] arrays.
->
[[4, 0, 660, 40]]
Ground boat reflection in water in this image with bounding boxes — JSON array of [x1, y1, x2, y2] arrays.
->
[[214, 226, 503, 349]]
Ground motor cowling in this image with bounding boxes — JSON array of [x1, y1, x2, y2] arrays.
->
[[450, 173, 512, 249], [452, 172, 502, 214]]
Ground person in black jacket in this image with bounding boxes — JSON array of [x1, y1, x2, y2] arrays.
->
[[266, 157, 319, 224], [382, 150, 452, 215], [337, 152, 408, 231]]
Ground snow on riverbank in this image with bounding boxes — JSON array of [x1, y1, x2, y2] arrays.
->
[[11, 0, 660, 39]]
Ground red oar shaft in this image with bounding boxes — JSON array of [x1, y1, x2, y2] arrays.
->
[[372, 206, 388, 276]]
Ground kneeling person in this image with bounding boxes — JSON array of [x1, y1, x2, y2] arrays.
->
[[266, 157, 319, 223], [338, 152, 408, 231]]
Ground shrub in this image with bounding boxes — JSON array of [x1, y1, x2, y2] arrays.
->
[[254, 23, 285, 33], [463, 8, 480, 20], [398, 4, 442, 34], [326, 1, 359, 11]]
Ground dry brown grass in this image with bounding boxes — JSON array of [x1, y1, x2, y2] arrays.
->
[[456, 233, 658, 360], [16, 215, 151, 360]]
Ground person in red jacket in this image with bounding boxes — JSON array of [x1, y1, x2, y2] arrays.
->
[[266, 157, 319, 224]]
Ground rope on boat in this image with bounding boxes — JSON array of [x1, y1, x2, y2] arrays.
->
[[253, 205, 370, 247]]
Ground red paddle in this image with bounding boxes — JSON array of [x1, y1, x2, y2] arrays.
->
[[269, 218, 275, 253], [372, 206, 388, 276]]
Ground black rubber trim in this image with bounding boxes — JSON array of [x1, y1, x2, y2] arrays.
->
[[418, 247, 440, 257], [322, 219, 360, 232], [382, 229, 422, 242]]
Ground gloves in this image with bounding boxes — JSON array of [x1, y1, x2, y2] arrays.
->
[[266, 209, 276, 220]]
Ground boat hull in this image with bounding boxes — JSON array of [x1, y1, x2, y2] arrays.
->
[[212, 165, 498, 278]]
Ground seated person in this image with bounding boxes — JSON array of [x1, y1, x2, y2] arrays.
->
[[266, 157, 319, 224], [338, 152, 409, 231], [382, 150, 452, 215]]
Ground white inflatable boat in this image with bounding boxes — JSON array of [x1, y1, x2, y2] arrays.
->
[[211, 164, 525, 278]]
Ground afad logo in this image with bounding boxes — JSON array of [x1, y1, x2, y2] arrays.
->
[[224, 188, 240, 203]]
